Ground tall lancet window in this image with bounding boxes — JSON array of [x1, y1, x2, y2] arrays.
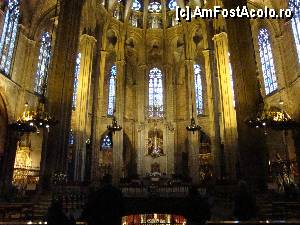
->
[[194, 64, 204, 115], [149, 67, 164, 118], [258, 28, 278, 95], [0, 0, 20, 76], [34, 32, 52, 94], [107, 64, 117, 116], [289, 0, 300, 62], [72, 53, 81, 109]]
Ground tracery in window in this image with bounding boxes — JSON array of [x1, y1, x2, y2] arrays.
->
[[168, 0, 177, 10], [34, 32, 52, 95], [148, 67, 164, 118], [72, 53, 81, 109], [289, 0, 300, 62], [0, 0, 20, 76], [148, 1, 161, 13], [132, 0, 142, 11], [108, 65, 117, 116], [101, 133, 113, 150], [258, 28, 278, 95], [194, 64, 204, 115]]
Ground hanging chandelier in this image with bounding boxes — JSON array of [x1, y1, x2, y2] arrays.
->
[[246, 108, 299, 131], [9, 99, 57, 133], [245, 96, 300, 132], [107, 116, 122, 134], [186, 117, 201, 134]]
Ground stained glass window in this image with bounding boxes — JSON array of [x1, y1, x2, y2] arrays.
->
[[258, 28, 278, 95], [132, 0, 142, 11], [101, 133, 113, 149], [108, 65, 117, 116], [148, 1, 161, 13], [194, 64, 204, 115], [34, 32, 52, 94], [289, 0, 300, 62], [0, 0, 20, 76], [69, 129, 74, 145], [72, 53, 81, 109], [168, 0, 177, 10], [149, 67, 164, 118]]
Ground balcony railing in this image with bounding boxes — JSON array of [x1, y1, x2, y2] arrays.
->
[[120, 185, 190, 198]]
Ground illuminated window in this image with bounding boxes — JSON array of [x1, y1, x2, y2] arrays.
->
[[69, 129, 74, 145], [148, 1, 161, 13], [228, 53, 235, 107], [149, 67, 164, 118], [34, 32, 52, 94], [258, 28, 278, 95], [194, 64, 204, 115], [289, 0, 300, 62], [101, 133, 113, 149], [132, 0, 142, 11], [168, 0, 177, 10], [108, 65, 117, 116], [72, 53, 81, 109], [0, 0, 20, 76]]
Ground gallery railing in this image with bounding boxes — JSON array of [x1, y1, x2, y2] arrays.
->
[[120, 185, 191, 198]]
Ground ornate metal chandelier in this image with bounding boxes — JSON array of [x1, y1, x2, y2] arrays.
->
[[9, 99, 57, 133], [107, 116, 122, 134], [246, 99, 300, 132], [186, 117, 201, 134]]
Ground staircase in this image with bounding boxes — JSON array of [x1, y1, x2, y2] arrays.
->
[[32, 193, 52, 220]]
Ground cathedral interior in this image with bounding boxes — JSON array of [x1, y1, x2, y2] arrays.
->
[[0, 0, 300, 224]]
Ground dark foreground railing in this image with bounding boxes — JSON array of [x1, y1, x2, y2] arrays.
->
[[0, 222, 86, 225], [0, 222, 300, 225]]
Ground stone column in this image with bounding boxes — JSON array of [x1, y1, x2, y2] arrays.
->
[[45, 0, 83, 180], [223, 0, 267, 188], [136, 64, 146, 176], [91, 49, 107, 182], [164, 64, 175, 175], [186, 59, 200, 184], [73, 34, 96, 181], [213, 32, 238, 179], [202, 49, 221, 178], [112, 59, 125, 184]]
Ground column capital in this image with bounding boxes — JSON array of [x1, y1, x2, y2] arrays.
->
[[212, 31, 228, 42], [116, 59, 126, 65], [80, 33, 97, 43], [138, 64, 147, 68], [202, 49, 211, 55]]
